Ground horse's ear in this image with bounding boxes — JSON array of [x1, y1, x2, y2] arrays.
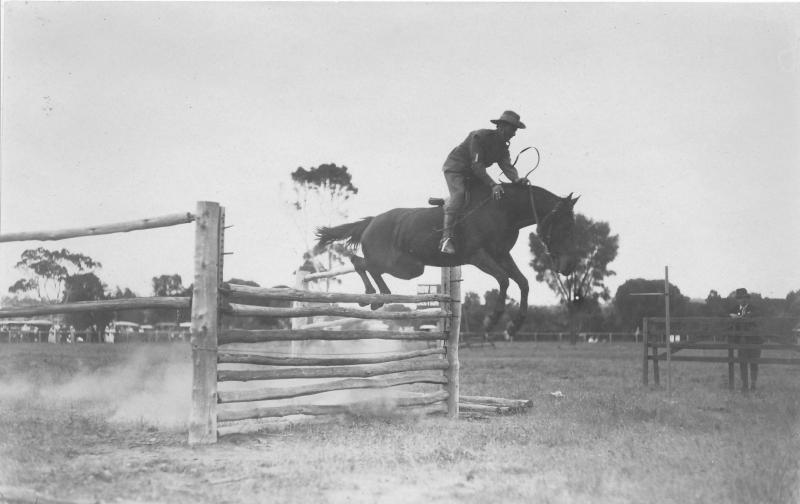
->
[[571, 195, 580, 206]]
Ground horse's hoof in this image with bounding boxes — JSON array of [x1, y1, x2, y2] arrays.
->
[[358, 302, 369, 307], [371, 303, 384, 311]]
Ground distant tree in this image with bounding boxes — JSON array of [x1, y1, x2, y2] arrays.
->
[[152, 274, 190, 297], [151, 274, 192, 324], [786, 290, 800, 316], [8, 247, 101, 301], [289, 163, 359, 285], [461, 292, 485, 334], [613, 279, 689, 331], [704, 290, 728, 317], [529, 215, 618, 342], [62, 272, 112, 342]]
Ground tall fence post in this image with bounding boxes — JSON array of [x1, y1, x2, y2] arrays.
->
[[642, 317, 649, 386], [189, 201, 224, 445], [445, 267, 462, 419]]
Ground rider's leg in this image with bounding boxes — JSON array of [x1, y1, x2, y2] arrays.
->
[[441, 172, 466, 254]]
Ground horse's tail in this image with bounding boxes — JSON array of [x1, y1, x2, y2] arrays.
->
[[314, 217, 373, 254]]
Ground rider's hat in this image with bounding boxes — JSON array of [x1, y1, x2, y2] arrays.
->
[[490, 110, 526, 129], [735, 288, 750, 299]]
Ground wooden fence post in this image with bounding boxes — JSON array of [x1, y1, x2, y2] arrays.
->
[[642, 318, 649, 386], [189, 201, 224, 445], [445, 267, 462, 419]]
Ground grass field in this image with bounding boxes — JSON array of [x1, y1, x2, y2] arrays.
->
[[1, 342, 798, 503]]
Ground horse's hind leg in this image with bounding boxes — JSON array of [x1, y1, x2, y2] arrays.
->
[[350, 255, 376, 307], [468, 249, 510, 337], [495, 253, 530, 338], [367, 270, 392, 310]]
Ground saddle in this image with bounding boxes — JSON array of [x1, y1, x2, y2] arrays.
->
[[429, 177, 475, 208]]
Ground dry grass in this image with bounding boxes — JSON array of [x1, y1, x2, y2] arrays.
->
[[0, 342, 798, 503]]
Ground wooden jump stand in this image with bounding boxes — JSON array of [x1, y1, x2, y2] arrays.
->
[[640, 266, 800, 393]]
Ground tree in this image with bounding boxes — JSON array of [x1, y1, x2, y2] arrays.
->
[[461, 292, 485, 334], [289, 164, 359, 282], [62, 272, 113, 342], [704, 290, 729, 317], [151, 274, 192, 324], [785, 290, 800, 316], [152, 274, 190, 297], [612, 279, 689, 331], [8, 247, 101, 301], [529, 214, 618, 341]]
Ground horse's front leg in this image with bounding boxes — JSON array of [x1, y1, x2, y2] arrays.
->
[[496, 254, 529, 339], [349, 255, 376, 307], [468, 250, 510, 336]]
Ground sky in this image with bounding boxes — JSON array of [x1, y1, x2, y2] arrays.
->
[[1, 2, 799, 307]]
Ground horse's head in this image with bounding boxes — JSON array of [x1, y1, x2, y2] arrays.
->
[[537, 193, 580, 275]]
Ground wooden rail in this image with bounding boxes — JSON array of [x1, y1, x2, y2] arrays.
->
[[217, 390, 449, 422], [0, 212, 195, 243], [219, 328, 446, 344], [218, 358, 450, 381], [0, 297, 190, 318], [222, 303, 447, 320], [301, 266, 356, 282], [218, 373, 448, 403], [222, 283, 452, 305], [218, 347, 445, 366]]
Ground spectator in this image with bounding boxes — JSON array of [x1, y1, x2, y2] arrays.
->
[[730, 287, 762, 391]]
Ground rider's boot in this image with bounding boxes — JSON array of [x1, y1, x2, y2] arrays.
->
[[440, 213, 456, 254]]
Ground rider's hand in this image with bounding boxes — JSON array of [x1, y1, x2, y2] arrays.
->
[[492, 184, 504, 200], [516, 177, 531, 186]]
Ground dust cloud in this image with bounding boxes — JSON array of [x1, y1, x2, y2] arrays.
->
[[4, 346, 192, 429]]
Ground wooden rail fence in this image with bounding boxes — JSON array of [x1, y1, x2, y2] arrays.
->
[[642, 316, 800, 389], [212, 260, 464, 438]]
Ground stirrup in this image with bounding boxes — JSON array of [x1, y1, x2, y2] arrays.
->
[[440, 237, 456, 254]]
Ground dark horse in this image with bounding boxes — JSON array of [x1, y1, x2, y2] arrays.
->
[[315, 181, 580, 336]]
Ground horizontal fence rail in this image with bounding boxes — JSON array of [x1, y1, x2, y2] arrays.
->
[[218, 347, 445, 366], [0, 212, 195, 243], [223, 304, 447, 320], [217, 373, 449, 404], [217, 359, 450, 382], [221, 283, 452, 305], [300, 266, 356, 282], [217, 390, 449, 422], [0, 297, 191, 318], [219, 329, 446, 344]]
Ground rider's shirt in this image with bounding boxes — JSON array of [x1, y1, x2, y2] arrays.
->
[[443, 129, 512, 175]]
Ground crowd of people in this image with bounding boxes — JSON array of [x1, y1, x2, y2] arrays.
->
[[0, 322, 189, 343]]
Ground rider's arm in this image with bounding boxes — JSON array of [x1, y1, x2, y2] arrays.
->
[[497, 149, 521, 182], [468, 133, 499, 187]]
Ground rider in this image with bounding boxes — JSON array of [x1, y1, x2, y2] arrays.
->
[[440, 110, 527, 254]]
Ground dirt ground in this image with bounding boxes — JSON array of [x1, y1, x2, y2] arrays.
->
[[2, 342, 798, 504]]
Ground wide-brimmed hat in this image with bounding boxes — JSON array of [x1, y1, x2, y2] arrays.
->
[[735, 288, 750, 299], [490, 110, 526, 129]]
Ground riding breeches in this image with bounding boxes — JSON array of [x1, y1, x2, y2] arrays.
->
[[443, 170, 469, 217]]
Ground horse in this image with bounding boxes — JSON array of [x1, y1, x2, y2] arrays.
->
[[315, 181, 580, 336]]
